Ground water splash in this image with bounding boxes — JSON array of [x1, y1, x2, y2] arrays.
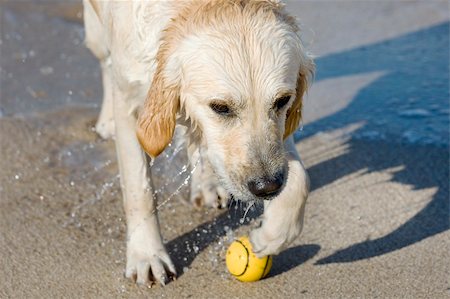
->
[[63, 174, 120, 228], [153, 158, 199, 213], [153, 163, 189, 196]]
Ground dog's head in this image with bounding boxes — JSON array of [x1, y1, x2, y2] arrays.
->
[[137, 0, 314, 201]]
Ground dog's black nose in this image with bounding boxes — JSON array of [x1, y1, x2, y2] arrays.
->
[[247, 172, 284, 198]]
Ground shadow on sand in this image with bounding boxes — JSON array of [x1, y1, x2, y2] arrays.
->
[[297, 22, 449, 264], [166, 204, 320, 276]]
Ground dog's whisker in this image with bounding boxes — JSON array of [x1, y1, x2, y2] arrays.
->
[[240, 200, 255, 224], [227, 197, 234, 210], [228, 194, 238, 211]]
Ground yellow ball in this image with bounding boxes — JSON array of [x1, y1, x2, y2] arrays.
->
[[226, 236, 272, 282]]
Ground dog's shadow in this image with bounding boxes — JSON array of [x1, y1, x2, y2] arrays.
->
[[166, 204, 320, 279], [270, 244, 320, 276], [166, 204, 258, 275]]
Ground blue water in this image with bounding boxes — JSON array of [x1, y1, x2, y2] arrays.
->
[[297, 22, 450, 147]]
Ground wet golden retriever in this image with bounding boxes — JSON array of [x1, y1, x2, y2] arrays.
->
[[84, 0, 314, 285]]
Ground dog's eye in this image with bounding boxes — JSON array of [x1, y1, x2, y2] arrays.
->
[[209, 102, 233, 116], [274, 95, 291, 110]]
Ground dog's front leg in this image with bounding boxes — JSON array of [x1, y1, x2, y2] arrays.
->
[[113, 89, 175, 285], [95, 57, 115, 139], [250, 136, 309, 257]]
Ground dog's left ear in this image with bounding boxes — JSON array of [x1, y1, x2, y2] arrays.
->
[[136, 54, 180, 159], [284, 61, 314, 139]]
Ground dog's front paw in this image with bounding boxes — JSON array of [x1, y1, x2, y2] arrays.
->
[[126, 224, 176, 286], [249, 224, 293, 257], [95, 117, 115, 139], [249, 199, 306, 257], [190, 181, 229, 209], [190, 160, 229, 209]]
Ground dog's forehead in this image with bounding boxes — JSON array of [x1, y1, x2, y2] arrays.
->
[[176, 28, 301, 102]]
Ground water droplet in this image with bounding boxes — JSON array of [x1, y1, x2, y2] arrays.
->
[[39, 66, 53, 75]]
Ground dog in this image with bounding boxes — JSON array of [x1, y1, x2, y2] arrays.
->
[[83, 0, 314, 286]]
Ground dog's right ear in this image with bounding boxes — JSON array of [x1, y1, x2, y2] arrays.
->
[[284, 55, 315, 139], [137, 56, 180, 159]]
